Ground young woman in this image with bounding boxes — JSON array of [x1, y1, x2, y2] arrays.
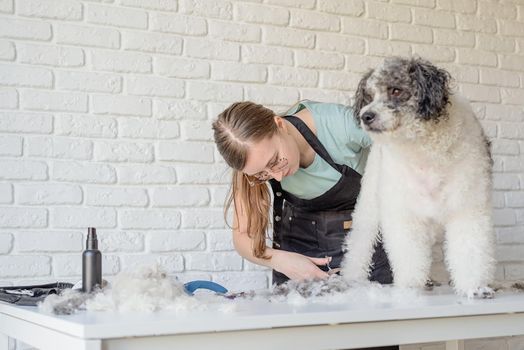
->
[[212, 100, 393, 286]]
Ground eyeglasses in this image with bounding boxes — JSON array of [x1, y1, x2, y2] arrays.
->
[[244, 156, 289, 186]]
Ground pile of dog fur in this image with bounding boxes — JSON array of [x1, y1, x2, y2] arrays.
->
[[38, 264, 524, 315], [40, 265, 208, 315]]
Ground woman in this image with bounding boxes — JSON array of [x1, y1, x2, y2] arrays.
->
[[212, 100, 393, 286]]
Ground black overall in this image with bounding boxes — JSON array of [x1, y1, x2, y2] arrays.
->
[[270, 116, 393, 286]]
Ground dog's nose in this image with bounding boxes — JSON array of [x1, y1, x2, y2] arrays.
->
[[362, 111, 376, 125]]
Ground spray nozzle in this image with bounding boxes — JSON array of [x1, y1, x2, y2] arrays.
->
[[86, 227, 98, 250]]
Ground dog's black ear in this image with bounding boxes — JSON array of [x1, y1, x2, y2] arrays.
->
[[409, 58, 451, 121], [353, 69, 374, 127]]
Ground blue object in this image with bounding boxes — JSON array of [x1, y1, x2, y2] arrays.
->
[[183, 280, 228, 296]]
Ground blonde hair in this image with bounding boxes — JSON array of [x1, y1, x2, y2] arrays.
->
[[212, 101, 278, 259]]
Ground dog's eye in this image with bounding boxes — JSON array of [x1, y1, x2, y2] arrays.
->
[[364, 92, 373, 103], [389, 87, 402, 97]]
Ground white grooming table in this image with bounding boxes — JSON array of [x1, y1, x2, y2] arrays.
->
[[1, 287, 524, 350]]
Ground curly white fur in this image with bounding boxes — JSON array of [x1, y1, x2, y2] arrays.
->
[[342, 58, 496, 298]]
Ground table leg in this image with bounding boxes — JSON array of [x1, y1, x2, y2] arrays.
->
[[0, 333, 9, 350], [445, 340, 465, 350]]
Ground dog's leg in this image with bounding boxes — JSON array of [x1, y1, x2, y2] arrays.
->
[[382, 215, 433, 289], [341, 146, 381, 282], [444, 213, 495, 298], [341, 217, 380, 282]]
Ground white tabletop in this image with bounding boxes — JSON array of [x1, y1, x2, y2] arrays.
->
[[1, 286, 524, 340]]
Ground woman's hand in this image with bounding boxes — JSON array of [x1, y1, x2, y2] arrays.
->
[[270, 250, 331, 281]]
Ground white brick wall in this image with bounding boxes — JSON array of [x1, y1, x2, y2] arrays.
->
[[1, 1, 523, 349]]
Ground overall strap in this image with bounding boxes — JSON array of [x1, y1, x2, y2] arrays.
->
[[271, 114, 342, 234], [270, 179, 284, 247], [283, 115, 343, 174]]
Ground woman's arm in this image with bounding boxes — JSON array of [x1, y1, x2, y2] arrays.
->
[[232, 208, 331, 280]]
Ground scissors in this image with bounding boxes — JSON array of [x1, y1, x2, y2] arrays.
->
[[325, 256, 341, 275]]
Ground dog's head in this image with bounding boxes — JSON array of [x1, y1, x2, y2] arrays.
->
[[353, 57, 452, 138]]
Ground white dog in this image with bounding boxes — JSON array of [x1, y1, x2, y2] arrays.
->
[[341, 57, 496, 298]]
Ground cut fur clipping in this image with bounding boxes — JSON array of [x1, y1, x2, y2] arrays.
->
[[39, 264, 228, 315], [269, 276, 421, 306], [86, 264, 194, 313], [39, 264, 524, 315], [39, 288, 91, 315]]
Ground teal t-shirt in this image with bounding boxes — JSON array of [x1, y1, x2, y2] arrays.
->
[[280, 100, 372, 200]]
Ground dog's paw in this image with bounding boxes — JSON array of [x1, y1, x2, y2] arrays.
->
[[466, 286, 495, 299]]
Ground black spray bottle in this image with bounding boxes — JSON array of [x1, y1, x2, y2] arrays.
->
[[82, 227, 102, 293]]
